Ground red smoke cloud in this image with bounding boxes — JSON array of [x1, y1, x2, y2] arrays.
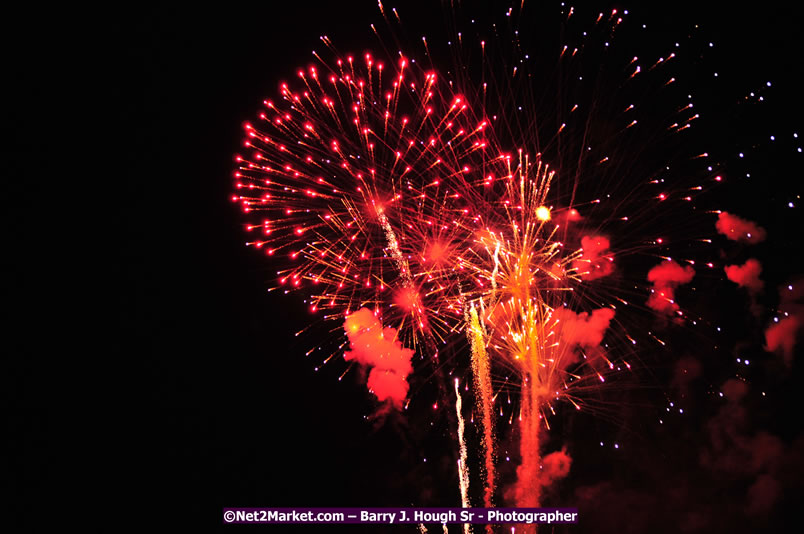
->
[[556, 207, 583, 225], [574, 235, 614, 280], [540, 448, 573, 487], [574, 376, 804, 531], [725, 258, 764, 295], [765, 316, 800, 367], [343, 308, 413, 407], [646, 260, 695, 316], [698, 378, 793, 518], [720, 377, 748, 401], [552, 307, 616, 370], [763, 279, 804, 367], [508, 447, 572, 510], [701, 380, 785, 479], [747, 474, 781, 517], [553, 307, 616, 348], [715, 211, 767, 244]]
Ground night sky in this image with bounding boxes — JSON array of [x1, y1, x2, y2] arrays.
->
[[15, 2, 804, 533]]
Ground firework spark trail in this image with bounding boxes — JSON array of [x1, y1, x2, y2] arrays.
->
[[377, 208, 412, 283], [456, 157, 594, 522], [454, 379, 472, 534], [490, 241, 501, 291], [467, 305, 495, 510], [509, 300, 551, 517], [515, 371, 543, 534]]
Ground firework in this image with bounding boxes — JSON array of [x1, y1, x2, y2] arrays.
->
[[232, 1, 736, 521]]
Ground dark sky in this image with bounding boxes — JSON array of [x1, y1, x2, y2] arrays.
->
[[13, 2, 803, 533]]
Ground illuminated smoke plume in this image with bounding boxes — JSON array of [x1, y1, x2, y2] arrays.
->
[[539, 448, 572, 488], [343, 308, 413, 408], [715, 212, 767, 244], [724, 258, 764, 295], [646, 260, 695, 316], [764, 280, 804, 367], [765, 316, 800, 367], [553, 307, 616, 351], [573, 235, 614, 280], [509, 447, 572, 512]]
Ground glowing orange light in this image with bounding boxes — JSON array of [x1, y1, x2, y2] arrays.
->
[[536, 206, 551, 221]]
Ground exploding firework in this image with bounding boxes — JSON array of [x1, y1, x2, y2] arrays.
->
[[230, 1, 785, 525]]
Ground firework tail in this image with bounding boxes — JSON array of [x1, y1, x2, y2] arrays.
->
[[467, 305, 496, 510], [454, 379, 473, 534]]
